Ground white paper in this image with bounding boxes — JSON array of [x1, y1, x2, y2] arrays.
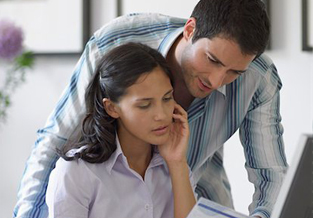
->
[[187, 197, 251, 218]]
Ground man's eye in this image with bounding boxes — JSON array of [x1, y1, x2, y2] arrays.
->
[[233, 70, 245, 75], [208, 57, 218, 64]]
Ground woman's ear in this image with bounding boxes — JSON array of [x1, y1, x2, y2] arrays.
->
[[183, 17, 196, 41], [103, 98, 120, 119]]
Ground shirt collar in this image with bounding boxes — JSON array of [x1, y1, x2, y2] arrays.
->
[[158, 27, 227, 97], [149, 146, 168, 170], [106, 136, 167, 174], [217, 85, 226, 96], [158, 27, 184, 57], [105, 135, 124, 174]]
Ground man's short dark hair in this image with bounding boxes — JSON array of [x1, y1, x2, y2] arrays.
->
[[191, 0, 270, 56]]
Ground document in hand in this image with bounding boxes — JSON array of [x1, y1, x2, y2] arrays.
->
[[187, 197, 251, 218]]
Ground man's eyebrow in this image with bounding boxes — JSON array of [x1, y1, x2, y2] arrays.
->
[[209, 52, 226, 67], [208, 52, 248, 73], [135, 89, 173, 101]]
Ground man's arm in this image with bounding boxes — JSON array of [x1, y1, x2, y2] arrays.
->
[[239, 60, 288, 218], [13, 37, 100, 218]]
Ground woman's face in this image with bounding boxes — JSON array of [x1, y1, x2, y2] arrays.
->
[[115, 66, 174, 146]]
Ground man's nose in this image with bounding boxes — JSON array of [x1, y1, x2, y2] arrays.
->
[[206, 69, 226, 90]]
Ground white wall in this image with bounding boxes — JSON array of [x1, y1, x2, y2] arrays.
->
[[0, 0, 312, 217], [0, 1, 115, 217], [0, 56, 77, 217]]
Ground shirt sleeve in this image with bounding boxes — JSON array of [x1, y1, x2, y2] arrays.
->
[[239, 61, 288, 218], [13, 36, 101, 218], [188, 166, 198, 200], [46, 159, 91, 218]]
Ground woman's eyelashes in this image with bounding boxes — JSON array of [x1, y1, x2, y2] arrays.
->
[[163, 96, 173, 102], [137, 95, 173, 109], [138, 103, 150, 109]]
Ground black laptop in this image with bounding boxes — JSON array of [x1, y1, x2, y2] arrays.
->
[[271, 134, 313, 218]]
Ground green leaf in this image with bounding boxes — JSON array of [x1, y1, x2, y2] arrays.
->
[[15, 51, 35, 68], [5, 95, 10, 107], [0, 50, 35, 123]]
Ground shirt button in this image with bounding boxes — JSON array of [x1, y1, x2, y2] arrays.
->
[[145, 204, 149, 210]]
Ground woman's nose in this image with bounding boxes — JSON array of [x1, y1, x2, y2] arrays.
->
[[153, 105, 167, 121]]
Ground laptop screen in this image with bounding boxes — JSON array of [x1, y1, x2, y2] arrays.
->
[[186, 135, 312, 218], [271, 134, 313, 218]]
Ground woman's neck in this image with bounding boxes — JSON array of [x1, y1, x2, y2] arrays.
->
[[117, 130, 152, 179]]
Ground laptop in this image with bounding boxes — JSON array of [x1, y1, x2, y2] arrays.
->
[[271, 134, 312, 218], [187, 134, 313, 218]]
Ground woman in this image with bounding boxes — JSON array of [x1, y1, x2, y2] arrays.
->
[[46, 42, 196, 218]]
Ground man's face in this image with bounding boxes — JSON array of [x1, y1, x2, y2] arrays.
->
[[179, 36, 256, 99]]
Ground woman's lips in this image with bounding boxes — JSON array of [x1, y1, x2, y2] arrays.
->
[[152, 126, 169, 136]]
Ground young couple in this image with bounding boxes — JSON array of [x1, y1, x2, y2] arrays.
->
[[14, 0, 288, 218]]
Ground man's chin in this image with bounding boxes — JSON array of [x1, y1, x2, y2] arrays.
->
[[191, 90, 213, 99]]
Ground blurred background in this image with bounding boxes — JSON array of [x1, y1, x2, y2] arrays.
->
[[0, 0, 312, 217]]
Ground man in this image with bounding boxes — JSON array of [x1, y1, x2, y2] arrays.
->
[[14, 0, 288, 218]]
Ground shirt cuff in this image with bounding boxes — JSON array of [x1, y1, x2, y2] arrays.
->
[[251, 208, 271, 218]]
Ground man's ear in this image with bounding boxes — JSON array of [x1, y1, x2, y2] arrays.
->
[[183, 17, 196, 40], [103, 98, 120, 119]]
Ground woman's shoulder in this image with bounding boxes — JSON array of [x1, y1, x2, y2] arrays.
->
[[54, 157, 84, 171], [48, 158, 110, 196], [54, 157, 107, 177], [46, 159, 99, 212]]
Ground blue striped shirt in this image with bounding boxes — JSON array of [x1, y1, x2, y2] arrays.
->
[[13, 13, 287, 218]]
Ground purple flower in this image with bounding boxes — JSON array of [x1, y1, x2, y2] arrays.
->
[[0, 19, 24, 60]]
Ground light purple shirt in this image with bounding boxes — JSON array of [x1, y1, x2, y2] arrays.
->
[[46, 137, 196, 218]]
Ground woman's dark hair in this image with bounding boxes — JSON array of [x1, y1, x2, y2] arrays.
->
[[191, 0, 270, 56], [60, 42, 173, 163]]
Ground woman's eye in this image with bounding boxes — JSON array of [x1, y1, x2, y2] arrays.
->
[[138, 104, 150, 109], [163, 96, 173, 102]]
